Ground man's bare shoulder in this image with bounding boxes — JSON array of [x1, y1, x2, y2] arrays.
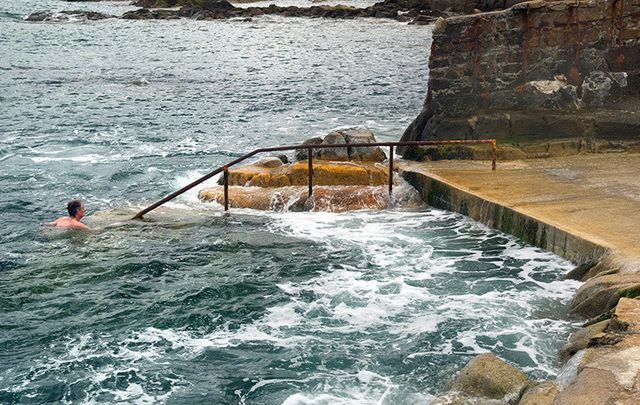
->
[[48, 217, 88, 230]]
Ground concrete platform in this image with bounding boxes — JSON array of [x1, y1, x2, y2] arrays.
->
[[399, 153, 640, 266]]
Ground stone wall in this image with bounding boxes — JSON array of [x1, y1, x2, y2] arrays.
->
[[401, 0, 640, 156]]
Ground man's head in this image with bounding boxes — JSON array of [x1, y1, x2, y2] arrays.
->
[[67, 199, 85, 219]]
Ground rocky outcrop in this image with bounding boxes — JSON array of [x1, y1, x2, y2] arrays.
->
[[217, 158, 391, 188], [26, 10, 114, 21], [554, 298, 640, 404], [294, 128, 387, 162], [400, 0, 640, 158], [198, 185, 399, 211], [123, 0, 449, 23]]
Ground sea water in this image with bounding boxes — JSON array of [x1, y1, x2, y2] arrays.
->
[[0, 1, 580, 403]]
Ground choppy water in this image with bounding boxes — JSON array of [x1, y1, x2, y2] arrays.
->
[[1, 1, 580, 404]]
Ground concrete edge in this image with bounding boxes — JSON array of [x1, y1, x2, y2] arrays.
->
[[400, 169, 610, 264]]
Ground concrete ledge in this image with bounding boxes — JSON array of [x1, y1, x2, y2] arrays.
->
[[401, 169, 608, 263]]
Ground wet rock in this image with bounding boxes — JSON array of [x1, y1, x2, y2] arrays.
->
[[318, 131, 349, 161], [560, 320, 610, 360], [565, 260, 599, 281], [26, 10, 113, 21], [253, 157, 284, 168], [518, 381, 559, 405], [122, 8, 180, 20], [218, 159, 390, 188], [430, 391, 507, 404], [199, 185, 394, 212], [294, 137, 323, 161], [295, 128, 386, 162], [570, 274, 640, 318], [341, 128, 387, 162], [442, 353, 529, 403]]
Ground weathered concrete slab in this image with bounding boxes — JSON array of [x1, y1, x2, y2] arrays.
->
[[399, 153, 640, 264]]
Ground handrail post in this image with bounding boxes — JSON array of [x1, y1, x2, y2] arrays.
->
[[491, 140, 497, 171], [307, 147, 313, 198], [223, 166, 229, 211], [388, 145, 394, 196]]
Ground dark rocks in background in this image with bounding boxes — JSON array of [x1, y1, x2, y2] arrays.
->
[[26, 10, 114, 21], [400, 0, 640, 158], [124, 0, 455, 23], [122, 8, 180, 19]]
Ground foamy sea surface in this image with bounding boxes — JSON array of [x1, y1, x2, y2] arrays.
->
[[1, 1, 580, 403]]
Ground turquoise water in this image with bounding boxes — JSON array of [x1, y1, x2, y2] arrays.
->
[[1, 1, 580, 403]]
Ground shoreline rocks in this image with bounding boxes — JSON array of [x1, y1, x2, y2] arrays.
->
[[28, 0, 452, 24], [25, 10, 114, 21]]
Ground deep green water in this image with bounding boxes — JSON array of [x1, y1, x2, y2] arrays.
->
[[0, 1, 580, 403]]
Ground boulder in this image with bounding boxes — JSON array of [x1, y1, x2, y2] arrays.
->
[[26, 10, 113, 21], [443, 353, 529, 403], [560, 320, 610, 360], [294, 136, 323, 161], [430, 391, 507, 404], [318, 131, 349, 161], [518, 381, 559, 405], [341, 127, 387, 162], [295, 128, 386, 162], [570, 273, 640, 318]]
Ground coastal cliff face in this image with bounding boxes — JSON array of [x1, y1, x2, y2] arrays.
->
[[401, 0, 640, 157]]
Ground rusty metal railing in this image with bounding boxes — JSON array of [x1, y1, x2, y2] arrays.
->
[[132, 139, 497, 219]]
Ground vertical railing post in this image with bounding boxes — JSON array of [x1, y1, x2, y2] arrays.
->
[[388, 145, 394, 195], [307, 147, 313, 197], [491, 140, 497, 171], [223, 166, 229, 211]]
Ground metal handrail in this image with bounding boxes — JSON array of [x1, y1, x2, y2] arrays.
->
[[132, 139, 497, 219]]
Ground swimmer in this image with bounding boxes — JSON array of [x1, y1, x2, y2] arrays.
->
[[49, 199, 89, 230]]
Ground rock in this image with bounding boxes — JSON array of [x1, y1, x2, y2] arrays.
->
[[430, 391, 507, 404], [518, 381, 559, 405], [570, 273, 640, 318], [252, 157, 283, 168], [122, 8, 180, 19], [318, 131, 349, 161], [444, 353, 529, 402], [219, 159, 390, 188], [560, 320, 610, 360], [581, 73, 611, 107], [273, 154, 289, 164], [340, 127, 387, 162], [295, 128, 386, 162], [198, 185, 393, 212], [555, 299, 640, 404], [294, 136, 323, 161], [565, 260, 599, 281], [26, 10, 113, 21], [516, 80, 579, 110]]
